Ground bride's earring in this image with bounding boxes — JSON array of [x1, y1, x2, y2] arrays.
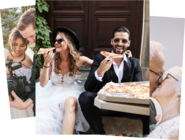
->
[[177, 95, 181, 101], [177, 96, 182, 113]]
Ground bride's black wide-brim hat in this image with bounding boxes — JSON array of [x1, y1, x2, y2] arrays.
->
[[52, 27, 80, 51]]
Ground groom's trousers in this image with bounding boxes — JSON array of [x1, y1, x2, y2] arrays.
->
[[79, 91, 149, 134]]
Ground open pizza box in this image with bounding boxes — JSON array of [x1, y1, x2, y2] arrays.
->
[[98, 81, 149, 105], [94, 96, 149, 116]]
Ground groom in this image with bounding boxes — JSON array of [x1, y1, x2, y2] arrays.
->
[[79, 26, 149, 134], [9, 8, 36, 115]]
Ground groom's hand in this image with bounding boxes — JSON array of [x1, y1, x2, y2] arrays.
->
[[97, 56, 113, 77]]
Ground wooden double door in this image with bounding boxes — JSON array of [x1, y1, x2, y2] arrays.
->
[[45, 0, 143, 59]]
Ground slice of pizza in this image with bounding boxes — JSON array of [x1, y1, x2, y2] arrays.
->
[[37, 48, 55, 54], [100, 51, 123, 58]]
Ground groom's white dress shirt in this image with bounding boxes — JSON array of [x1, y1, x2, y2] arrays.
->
[[95, 53, 127, 83]]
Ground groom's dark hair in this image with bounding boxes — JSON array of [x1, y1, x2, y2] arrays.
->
[[112, 26, 130, 38], [17, 8, 35, 31]]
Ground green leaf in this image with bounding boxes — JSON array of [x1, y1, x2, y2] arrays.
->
[[35, 0, 51, 79], [44, 30, 50, 37], [42, 5, 48, 12], [38, 6, 42, 13], [40, 1, 47, 7], [150, 124, 156, 132], [42, 40, 46, 44], [40, 36, 44, 40], [41, 19, 46, 23]]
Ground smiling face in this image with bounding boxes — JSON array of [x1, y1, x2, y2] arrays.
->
[[54, 33, 69, 52], [19, 24, 35, 44], [111, 32, 130, 55], [11, 38, 26, 57]]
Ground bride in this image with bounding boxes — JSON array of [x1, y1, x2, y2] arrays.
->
[[36, 27, 93, 134], [147, 66, 182, 139], [7, 28, 34, 119]]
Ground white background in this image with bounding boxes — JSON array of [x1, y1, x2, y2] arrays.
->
[[150, 16, 184, 70]]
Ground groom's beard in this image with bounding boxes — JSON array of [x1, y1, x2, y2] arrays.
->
[[112, 45, 127, 54]]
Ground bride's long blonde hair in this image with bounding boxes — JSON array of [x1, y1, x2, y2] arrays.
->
[[54, 32, 80, 76]]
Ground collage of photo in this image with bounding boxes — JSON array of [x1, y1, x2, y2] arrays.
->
[[0, 0, 184, 140]]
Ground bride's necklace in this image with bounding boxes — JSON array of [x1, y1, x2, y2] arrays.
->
[[159, 113, 179, 124]]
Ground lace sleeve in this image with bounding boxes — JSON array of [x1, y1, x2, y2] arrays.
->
[[147, 116, 180, 139], [164, 118, 181, 140]]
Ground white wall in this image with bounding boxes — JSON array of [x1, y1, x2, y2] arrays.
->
[[150, 16, 184, 71]]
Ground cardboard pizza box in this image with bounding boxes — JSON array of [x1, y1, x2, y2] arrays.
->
[[98, 94, 149, 105], [94, 96, 149, 116], [98, 81, 149, 105]]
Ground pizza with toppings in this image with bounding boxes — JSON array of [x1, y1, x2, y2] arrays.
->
[[104, 84, 149, 99], [37, 48, 55, 54], [100, 51, 123, 58]]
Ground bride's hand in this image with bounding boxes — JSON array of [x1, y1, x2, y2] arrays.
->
[[125, 50, 132, 57], [43, 51, 54, 66], [9, 91, 26, 110]]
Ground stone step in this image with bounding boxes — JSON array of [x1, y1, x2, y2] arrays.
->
[[79, 117, 143, 134]]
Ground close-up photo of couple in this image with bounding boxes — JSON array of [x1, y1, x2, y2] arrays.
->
[[1, 0, 183, 140]]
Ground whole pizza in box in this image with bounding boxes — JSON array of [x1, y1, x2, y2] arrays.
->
[[98, 82, 149, 99]]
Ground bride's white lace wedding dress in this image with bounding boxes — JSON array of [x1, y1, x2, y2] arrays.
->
[[10, 66, 34, 119], [147, 116, 180, 139], [36, 60, 89, 134]]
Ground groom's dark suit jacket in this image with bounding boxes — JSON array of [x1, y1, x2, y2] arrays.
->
[[85, 53, 143, 93]]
